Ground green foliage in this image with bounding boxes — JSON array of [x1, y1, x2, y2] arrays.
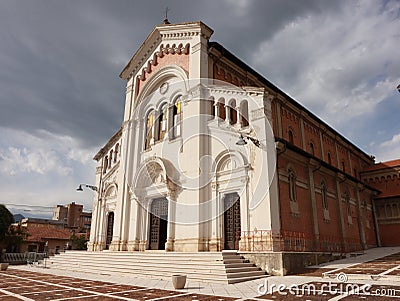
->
[[0, 204, 14, 241], [70, 234, 87, 250], [5, 224, 26, 252]]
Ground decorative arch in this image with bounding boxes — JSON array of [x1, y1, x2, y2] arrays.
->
[[134, 159, 167, 190], [133, 157, 179, 196], [156, 102, 168, 141], [228, 99, 237, 125], [144, 109, 155, 150], [217, 97, 226, 120], [104, 184, 118, 199], [134, 65, 189, 118], [344, 189, 351, 217], [214, 150, 248, 174], [320, 179, 328, 209], [287, 164, 297, 203], [240, 100, 249, 127], [287, 127, 294, 144], [171, 94, 183, 138]]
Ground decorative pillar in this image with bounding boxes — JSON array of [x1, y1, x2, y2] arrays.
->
[[308, 160, 320, 245], [335, 175, 347, 252], [165, 191, 176, 251], [209, 183, 221, 251], [356, 185, 366, 249], [300, 118, 306, 149], [225, 104, 230, 124], [214, 101, 218, 120], [236, 106, 241, 128]]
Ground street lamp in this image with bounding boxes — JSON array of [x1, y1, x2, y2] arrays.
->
[[236, 134, 261, 148], [76, 184, 98, 192]]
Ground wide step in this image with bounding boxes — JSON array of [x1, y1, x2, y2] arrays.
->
[[49, 251, 265, 284]]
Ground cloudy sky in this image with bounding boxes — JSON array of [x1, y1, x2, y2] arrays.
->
[[0, 0, 399, 217]]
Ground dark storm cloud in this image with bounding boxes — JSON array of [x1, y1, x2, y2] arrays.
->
[[0, 0, 340, 148]]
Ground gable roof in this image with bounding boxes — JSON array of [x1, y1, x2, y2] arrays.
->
[[119, 21, 213, 80], [26, 226, 71, 242], [362, 159, 400, 172]]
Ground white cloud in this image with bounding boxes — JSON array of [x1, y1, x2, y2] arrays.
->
[[0, 147, 72, 176], [0, 128, 96, 176], [375, 133, 400, 162], [251, 0, 400, 128], [0, 127, 97, 215]]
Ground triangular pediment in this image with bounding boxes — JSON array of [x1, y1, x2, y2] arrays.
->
[[119, 21, 213, 80]]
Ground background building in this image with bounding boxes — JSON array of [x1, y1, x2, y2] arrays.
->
[[53, 202, 92, 236], [362, 159, 400, 246]]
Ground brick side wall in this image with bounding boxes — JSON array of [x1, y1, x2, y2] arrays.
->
[[136, 52, 189, 97]]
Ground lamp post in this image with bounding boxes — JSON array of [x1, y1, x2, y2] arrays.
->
[[76, 184, 98, 192], [236, 134, 261, 148]]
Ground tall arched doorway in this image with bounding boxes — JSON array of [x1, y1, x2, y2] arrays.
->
[[223, 193, 241, 250], [149, 198, 168, 250], [105, 212, 114, 250]]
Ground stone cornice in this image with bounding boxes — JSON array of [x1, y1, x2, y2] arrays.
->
[[93, 127, 122, 161]]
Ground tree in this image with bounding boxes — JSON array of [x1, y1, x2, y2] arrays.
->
[[0, 204, 14, 241], [0, 204, 14, 261], [70, 234, 87, 250]]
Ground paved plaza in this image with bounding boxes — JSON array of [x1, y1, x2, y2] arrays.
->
[[2, 247, 400, 300]]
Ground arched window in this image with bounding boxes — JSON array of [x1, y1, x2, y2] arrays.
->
[[218, 98, 226, 121], [240, 100, 249, 127], [109, 150, 113, 168], [345, 191, 351, 217], [103, 156, 108, 174], [228, 99, 237, 125], [209, 97, 215, 118], [288, 129, 294, 144], [327, 152, 332, 165], [310, 142, 315, 156], [341, 161, 346, 172], [172, 96, 182, 138], [288, 168, 297, 202], [321, 181, 328, 209], [114, 143, 119, 162], [157, 103, 168, 141], [145, 109, 155, 150]]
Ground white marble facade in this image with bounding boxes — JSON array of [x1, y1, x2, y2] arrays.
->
[[87, 21, 280, 253]]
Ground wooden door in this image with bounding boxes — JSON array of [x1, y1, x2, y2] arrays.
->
[[223, 194, 241, 250], [149, 198, 168, 250], [105, 212, 114, 249]]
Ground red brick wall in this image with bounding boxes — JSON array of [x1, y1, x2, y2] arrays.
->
[[277, 151, 376, 251], [280, 107, 301, 147], [303, 122, 321, 159], [313, 173, 342, 240], [379, 223, 400, 246]]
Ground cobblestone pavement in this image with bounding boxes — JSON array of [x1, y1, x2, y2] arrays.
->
[[2, 247, 400, 300]]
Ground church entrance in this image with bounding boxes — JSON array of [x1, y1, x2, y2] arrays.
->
[[105, 212, 114, 250], [149, 198, 168, 250], [223, 193, 241, 250]]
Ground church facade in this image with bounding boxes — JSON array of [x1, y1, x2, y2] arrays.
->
[[87, 21, 394, 255]]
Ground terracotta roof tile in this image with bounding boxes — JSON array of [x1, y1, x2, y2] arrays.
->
[[26, 226, 71, 242], [363, 159, 400, 172]]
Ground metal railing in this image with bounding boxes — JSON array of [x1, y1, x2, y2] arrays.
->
[[4, 252, 47, 264], [238, 229, 363, 253]]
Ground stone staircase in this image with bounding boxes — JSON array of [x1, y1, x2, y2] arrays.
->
[[49, 250, 266, 284]]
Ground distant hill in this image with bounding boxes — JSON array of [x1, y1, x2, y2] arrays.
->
[[13, 214, 25, 223]]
